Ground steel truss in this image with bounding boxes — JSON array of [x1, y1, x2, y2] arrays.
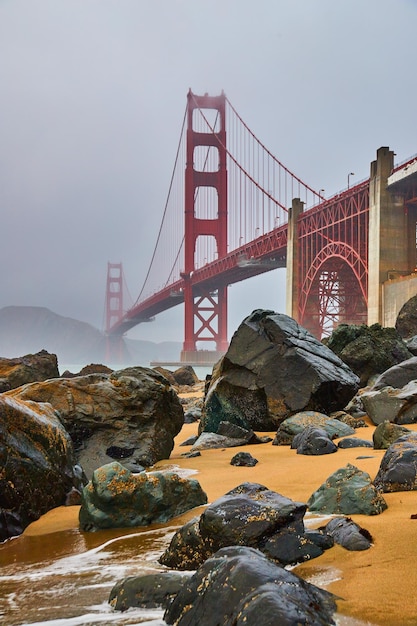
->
[[298, 183, 369, 337]]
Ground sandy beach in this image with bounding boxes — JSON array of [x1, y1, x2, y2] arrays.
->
[[25, 416, 417, 626]]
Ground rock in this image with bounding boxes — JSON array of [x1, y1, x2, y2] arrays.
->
[[172, 366, 199, 386], [373, 421, 411, 449], [330, 409, 367, 428], [323, 517, 373, 551], [361, 381, 417, 425], [372, 356, 417, 390], [179, 435, 199, 446], [164, 546, 338, 626], [405, 335, 417, 355], [4, 366, 184, 477], [230, 452, 258, 466], [337, 437, 373, 449], [395, 294, 417, 339], [307, 463, 387, 515], [326, 323, 412, 387], [0, 350, 59, 390], [290, 426, 338, 455], [152, 366, 176, 385], [273, 411, 355, 445], [184, 408, 201, 423], [202, 310, 359, 433], [0, 395, 83, 540], [374, 433, 417, 492], [190, 432, 249, 451], [160, 482, 328, 570], [109, 571, 191, 611], [217, 421, 268, 444], [79, 462, 208, 531]]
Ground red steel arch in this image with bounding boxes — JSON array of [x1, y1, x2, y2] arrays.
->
[[298, 182, 369, 336]]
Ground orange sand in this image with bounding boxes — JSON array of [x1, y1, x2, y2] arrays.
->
[[26, 418, 417, 625]]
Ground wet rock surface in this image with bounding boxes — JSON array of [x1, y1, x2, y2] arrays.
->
[[79, 461, 208, 531], [307, 463, 387, 515], [0, 350, 59, 391], [374, 433, 417, 492], [326, 323, 412, 387], [159, 482, 333, 570], [0, 394, 83, 540], [163, 546, 338, 626], [202, 310, 359, 434], [5, 366, 184, 476]]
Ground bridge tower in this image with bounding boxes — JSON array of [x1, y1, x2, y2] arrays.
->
[[181, 90, 228, 363], [104, 262, 128, 363]]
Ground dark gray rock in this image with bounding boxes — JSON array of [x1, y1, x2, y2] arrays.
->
[[374, 433, 417, 492], [291, 426, 337, 455], [109, 571, 191, 611], [190, 432, 249, 451], [323, 517, 373, 551], [326, 323, 412, 387], [361, 381, 417, 425], [164, 546, 338, 626], [273, 411, 355, 445], [79, 462, 208, 531], [0, 395, 83, 540], [4, 366, 184, 477], [373, 421, 411, 449], [396, 295, 417, 339], [405, 335, 417, 356], [373, 356, 417, 390], [179, 435, 199, 447], [337, 437, 373, 449], [202, 310, 359, 434], [230, 451, 258, 466], [159, 482, 328, 570], [217, 421, 267, 444], [307, 463, 387, 515]]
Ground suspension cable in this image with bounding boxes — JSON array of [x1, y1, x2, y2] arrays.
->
[[134, 105, 187, 304]]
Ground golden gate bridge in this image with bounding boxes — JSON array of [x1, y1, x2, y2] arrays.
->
[[104, 90, 417, 364]]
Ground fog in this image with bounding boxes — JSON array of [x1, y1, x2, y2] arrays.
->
[[1, 0, 416, 345]]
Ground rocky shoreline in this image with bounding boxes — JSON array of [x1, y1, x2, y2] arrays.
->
[[2, 308, 417, 624]]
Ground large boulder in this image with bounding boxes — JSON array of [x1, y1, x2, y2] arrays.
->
[[202, 310, 359, 433], [374, 433, 417, 492], [0, 350, 59, 392], [164, 546, 338, 626], [160, 482, 332, 570], [273, 411, 355, 445], [372, 356, 417, 391], [0, 395, 83, 540], [325, 323, 412, 387], [361, 381, 417, 425], [79, 462, 208, 531], [307, 463, 387, 515], [4, 366, 184, 477], [395, 294, 417, 339]]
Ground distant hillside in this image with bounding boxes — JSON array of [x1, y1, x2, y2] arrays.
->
[[0, 306, 182, 369]]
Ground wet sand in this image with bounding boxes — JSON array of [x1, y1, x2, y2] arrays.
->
[[25, 418, 417, 626]]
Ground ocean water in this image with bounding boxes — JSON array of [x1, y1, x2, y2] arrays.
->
[[0, 522, 176, 626]]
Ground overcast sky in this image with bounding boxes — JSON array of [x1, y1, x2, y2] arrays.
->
[[1, 0, 417, 346]]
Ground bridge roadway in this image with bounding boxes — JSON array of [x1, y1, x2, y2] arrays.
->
[[109, 223, 288, 336]]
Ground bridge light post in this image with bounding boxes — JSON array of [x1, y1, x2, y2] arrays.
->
[[347, 172, 355, 189]]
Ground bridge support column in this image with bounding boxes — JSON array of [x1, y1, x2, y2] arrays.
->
[[368, 147, 411, 325], [286, 198, 304, 321]]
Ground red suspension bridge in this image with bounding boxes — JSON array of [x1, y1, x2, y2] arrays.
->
[[105, 90, 417, 363]]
